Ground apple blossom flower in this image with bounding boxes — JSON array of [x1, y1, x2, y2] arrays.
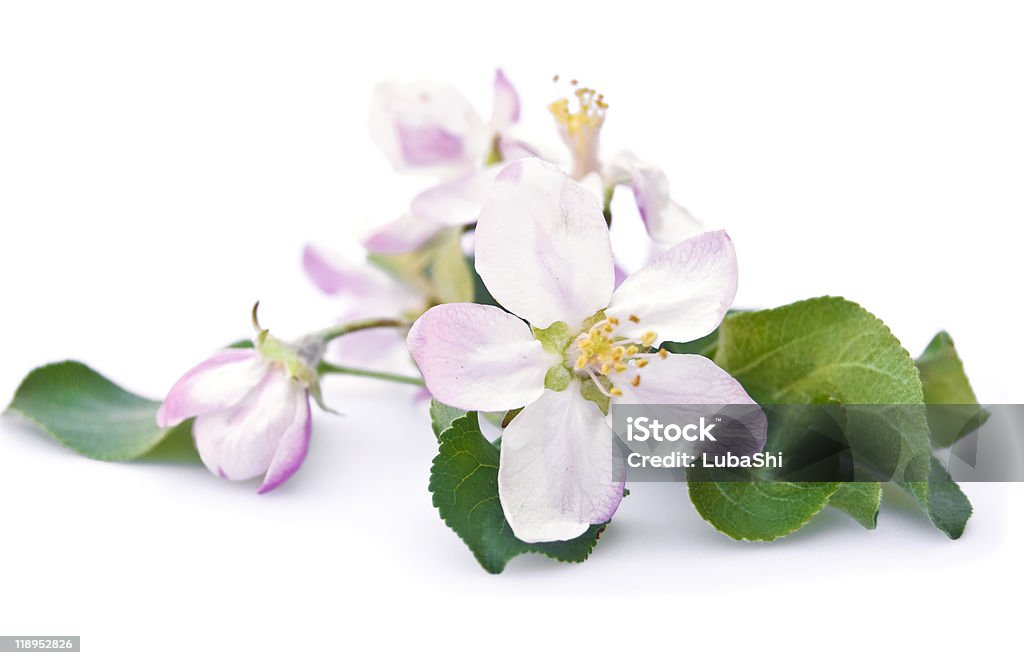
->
[[156, 318, 321, 493], [369, 69, 522, 176], [377, 79, 702, 258], [363, 70, 540, 255], [406, 158, 760, 542], [549, 79, 703, 245]]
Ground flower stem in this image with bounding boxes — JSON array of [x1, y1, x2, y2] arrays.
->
[[313, 318, 409, 343], [317, 361, 425, 387]]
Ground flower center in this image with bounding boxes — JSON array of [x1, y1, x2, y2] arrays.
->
[[572, 315, 659, 398], [548, 77, 607, 180]]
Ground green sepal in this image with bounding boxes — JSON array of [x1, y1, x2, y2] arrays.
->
[[578, 379, 610, 415], [544, 365, 572, 391], [532, 320, 573, 356]]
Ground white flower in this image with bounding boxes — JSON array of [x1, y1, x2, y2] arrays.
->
[[406, 158, 758, 542], [364, 70, 536, 254]]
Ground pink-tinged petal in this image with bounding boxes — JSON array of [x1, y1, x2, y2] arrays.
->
[[258, 390, 312, 493], [326, 324, 410, 374], [156, 349, 268, 428], [490, 68, 520, 130], [192, 371, 308, 483], [406, 303, 551, 412], [368, 79, 486, 173], [360, 213, 447, 255], [608, 151, 703, 244], [606, 230, 738, 345], [475, 158, 614, 329], [613, 353, 767, 451], [614, 353, 758, 406], [396, 123, 465, 166], [499, 388, 624, 543], [613, 260, 629, 288], [632, 185, 702, 246], [303, 244, 385, 296], [498, 137, 541, 160], [410, 165, 503, 227], [304, 244, 422, 323]]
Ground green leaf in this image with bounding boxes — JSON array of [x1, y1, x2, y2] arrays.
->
[[898, 332, 976, 537], [828, 483, 882, 528], [916, 332, 979, 404], [915, 331, 988, 447], [716, 297, 926, 405], [429, 413, 606, 573], [6, 361, 197, 462], [904, 458, 972, 539], [429, 400, 466, 438], [693, 297, 933, 540], [687, 466, 839, 541]]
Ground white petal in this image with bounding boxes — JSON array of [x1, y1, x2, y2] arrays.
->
[[475, 158, 614, 329], [303, 244, 421, 317], [490, 69, 520, 131], [498, 136, 541, 160], [606, 230, 738, 345], [607, 151, 703, 244], [360, 213, 447, 254], [614, 353, 758, 406], [304, 244, 386, 296], [406, 303, 552, 412], [612, 354, 767, 457], [410, 165, 502, 227], [192, 371, 309, 482], [499, 388, 624, 543], [368, 79, 486, 173], [156, 349, 269, 428], [258, 391, 312, 493], [578, 171, 606, 204]]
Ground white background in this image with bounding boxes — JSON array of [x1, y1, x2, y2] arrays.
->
[[2, 1, 1022, 662]]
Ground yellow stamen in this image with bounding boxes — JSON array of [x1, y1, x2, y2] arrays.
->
[[548, 79, 607, 179], [629, 314, 640, 323], [658, 348, 668, 359], [570, 316, 660, 400]]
